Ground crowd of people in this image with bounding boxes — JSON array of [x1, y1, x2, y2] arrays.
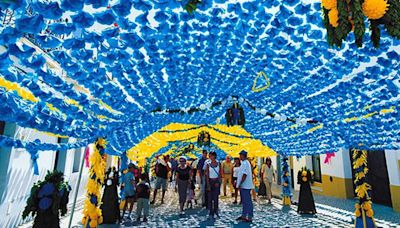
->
[[99, 149, 315, 225]]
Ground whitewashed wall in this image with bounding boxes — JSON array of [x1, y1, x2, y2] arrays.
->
[[385, 150, 400, 186], [320, 148, 352, 179], [0, 125, 89, 228]]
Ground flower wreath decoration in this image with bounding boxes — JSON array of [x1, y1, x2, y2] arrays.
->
[[22, 170, 71, 228], [321, 0, 400, 48]]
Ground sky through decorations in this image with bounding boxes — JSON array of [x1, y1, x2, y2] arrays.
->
[[0, 0, 399, 157]]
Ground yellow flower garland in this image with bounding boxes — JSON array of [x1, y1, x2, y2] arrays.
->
[[322, 0, 337, 10], [352, 149, 376, 227], [328, 8, 339, 27], [362, 0, 389, 19], [82, 139, 108, 228]]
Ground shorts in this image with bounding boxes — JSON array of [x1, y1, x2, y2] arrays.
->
[[125, 194, 135, 199], [155, 177, 167, 190], [232, 177, 238, 188]]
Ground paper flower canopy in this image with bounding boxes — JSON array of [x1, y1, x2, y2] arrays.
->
[[0, 0, 398, 160]]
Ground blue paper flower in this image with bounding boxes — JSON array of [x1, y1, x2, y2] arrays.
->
[[90, 195, 98, 205], [38, 183, 56, 198], [38, 197, 53, 210], [15, 15, 45, 34]]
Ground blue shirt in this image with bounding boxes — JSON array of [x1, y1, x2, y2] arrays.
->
[[197, 157, 207, 175], [171, 159, 178, 171], [124, 172, 136, 196]]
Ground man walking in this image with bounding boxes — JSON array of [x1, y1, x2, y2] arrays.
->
[[197, 150, 208, 207], [151, 155, 170, 204], [236, 150, 254, 223], [221, 156, 233, 197]]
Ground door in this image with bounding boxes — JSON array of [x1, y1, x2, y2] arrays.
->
[[367, 150, 392, 207], [350, 150, 392, 207]]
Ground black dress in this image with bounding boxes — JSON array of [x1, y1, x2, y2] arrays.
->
[[100, 170, 120, 224], [297, 171, 316, 214]]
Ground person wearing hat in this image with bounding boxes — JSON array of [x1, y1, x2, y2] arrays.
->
[[236, 150, 254, 223], [121, 163, 137, 220], [175, 156, 191, 215]]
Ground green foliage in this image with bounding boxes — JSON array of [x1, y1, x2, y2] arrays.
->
[[383, 0, 400, 39], [370, 20, 381, 48], [184, 0, 202, 14], [350, 0, 366, 47], [336, 0, 352, 45], [324, 0, 400, 48]]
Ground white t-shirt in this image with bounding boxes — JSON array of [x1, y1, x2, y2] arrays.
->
[[202, 159, 211, 171], [233, 166, 240, 178], [208, 163, 220, 178], [236, 159, 254, 189]]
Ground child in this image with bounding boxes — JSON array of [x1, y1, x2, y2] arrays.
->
[[187, 176, 195, 209], [136, 173, 151, 222]]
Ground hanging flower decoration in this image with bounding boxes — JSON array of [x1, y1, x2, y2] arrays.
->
[[22, 171, 71, 227], [182, 0, 203, 14], [82, 138, 108, 227], [197, 131, 211, 147], [352, 149, 376, 227], [322, 0, 400, 48], [362, 0, 390, 19], [281, 156, 292, 206]]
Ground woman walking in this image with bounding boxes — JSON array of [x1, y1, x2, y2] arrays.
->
[[176, 156, 191, 215], [261, 157, 275, 204], [232, 157, 241, 204], [205, 151, 222, 219]]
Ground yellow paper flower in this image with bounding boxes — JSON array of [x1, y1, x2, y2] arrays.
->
[[322, 0, 337, 10], [355, 208, 361, 217], [366, 209, 374, 218], [362, 201, 372, 210], [89, 219, 98, 228], [362, 0, 389, 19], [328, 9, 339, 27], [302, 170, 307, 177]]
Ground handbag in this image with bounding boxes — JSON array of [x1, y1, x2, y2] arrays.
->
[[210, 165, 221, 188]]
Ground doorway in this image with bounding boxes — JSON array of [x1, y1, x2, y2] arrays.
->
[[350, 150, 392, 207]]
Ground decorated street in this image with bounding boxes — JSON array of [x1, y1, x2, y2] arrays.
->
[[1, 0, 400, 227], [20, 184, 400, 228]]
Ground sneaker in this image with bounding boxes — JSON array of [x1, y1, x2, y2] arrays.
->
[[236, 216, 245, 221], [150, 200, 155, 205], [233, 201, 237, 204], [143, 217, 148, 222]]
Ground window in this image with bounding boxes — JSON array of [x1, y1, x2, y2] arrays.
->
[[72, 148, 83, 173], [311, 155, 322, 182], [0, 121, 5, 135]]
